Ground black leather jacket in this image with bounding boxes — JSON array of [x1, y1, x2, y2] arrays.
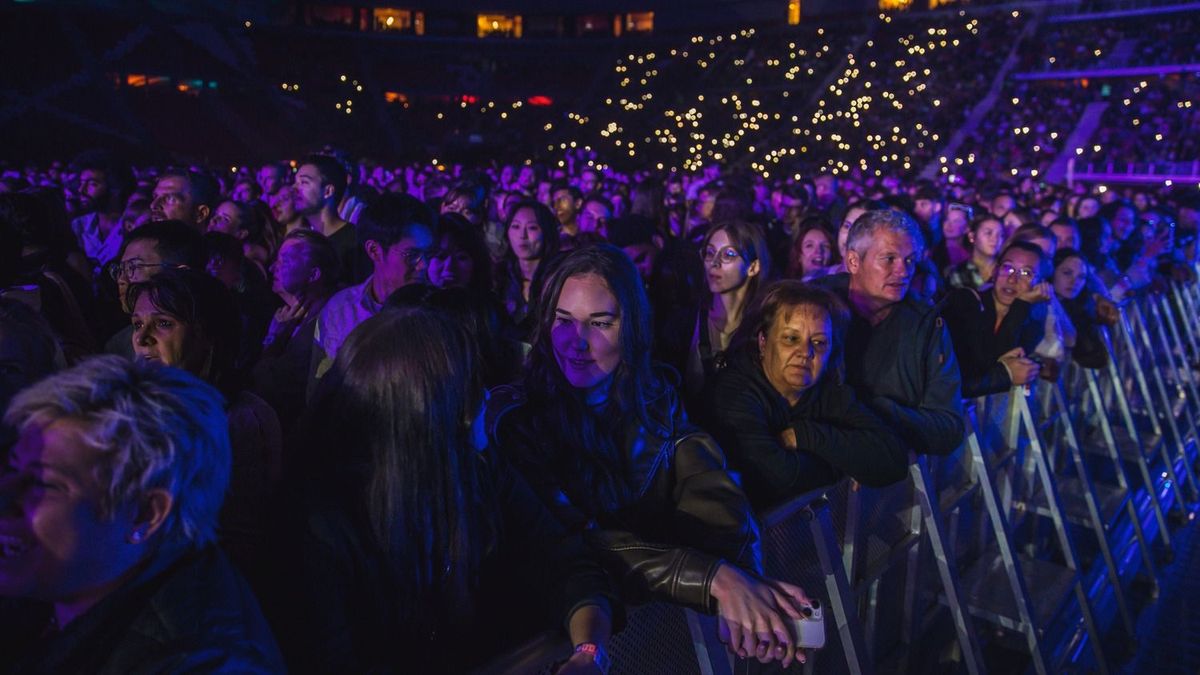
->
[[487, 381, 762, 614]]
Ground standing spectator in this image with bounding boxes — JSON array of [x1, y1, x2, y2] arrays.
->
[[488, 245, 810, 668], [786, 220, 836, 282], [427, 213, 493, 295], [69, 153, 132, 266], [0, 356, 284, 673], [127, 269, 283, 588], [149, 169, 219, 231], [253, 230, 338, 433], [310, 193, 434, 383], [294, 155, 362, 285], [709, 281, 908, 508], [104, 221, 204, 359], [285, 307, 616, 673], [820, 210, 964, 456], [494, 200, 561, 331], [946, 215, 1003, 291]]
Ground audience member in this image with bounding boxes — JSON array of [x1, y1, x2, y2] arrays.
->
[[710, 281, 908, 508], [0, 356, 285, 672]]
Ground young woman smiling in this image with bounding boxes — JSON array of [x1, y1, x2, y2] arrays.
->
[[488, 245, 812, 667]]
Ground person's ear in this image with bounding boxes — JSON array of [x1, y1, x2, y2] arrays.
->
[[757, 332, 767, 355], [308, 265, 322, 286], [194, 204, 211, 225], [365, 240, 384, 265], [128, 488, 173, 545], [235, 229, 249, 241], [652, 234, 665, 251], [845, 249, 861, 274], [747, 259, 761, 278]]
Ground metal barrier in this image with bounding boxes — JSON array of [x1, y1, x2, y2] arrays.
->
[[479, 280, 1200, 674]]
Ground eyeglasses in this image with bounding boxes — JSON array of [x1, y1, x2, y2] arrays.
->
[[947, 203, 974, 219], [393, 248, 430, 265], [701, 246, 744, 266], [998, 263, 1036, 280], [108, 260, 179, 281]]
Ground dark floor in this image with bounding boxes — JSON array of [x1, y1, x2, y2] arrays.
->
[[1128, 516, 1200, 674]]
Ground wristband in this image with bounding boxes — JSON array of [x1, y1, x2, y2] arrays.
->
[[573, 642, 611, 674]]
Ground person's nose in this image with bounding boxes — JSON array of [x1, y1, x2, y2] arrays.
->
[[134, 323, 154, 346]]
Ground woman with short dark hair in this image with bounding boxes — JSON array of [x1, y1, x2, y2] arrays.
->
[[127, 268, 282, 588], [709, 280, 908, 508]]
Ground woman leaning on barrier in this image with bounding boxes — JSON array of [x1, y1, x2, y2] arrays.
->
[[487, 245, 812, 668], [942, 240, 1050, 397], [707, 280, 909, 510]]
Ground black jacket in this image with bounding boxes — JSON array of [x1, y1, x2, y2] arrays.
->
[[1061, 294, 1109, 369], [487, 382, 762, 615], [1, 546, 284, 675], [942, 287, 1046, 397], [819, 273, 965, 456], [709, 350, 910, 509]]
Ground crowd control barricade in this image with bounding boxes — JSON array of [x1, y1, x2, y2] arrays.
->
[[1035, 374, 1156, 641], [1075, 326, 1177, 556], [1119, 301, 1200, 501], [477, 488, 859, 675]]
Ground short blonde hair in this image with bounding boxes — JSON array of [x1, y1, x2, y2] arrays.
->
[[5, 356, 231, 547]]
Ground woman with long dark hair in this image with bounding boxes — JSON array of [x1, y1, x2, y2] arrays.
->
[[289, 307, 615, 673], [696, 220, 770, 378], [489, 245, 810, 668], [494, 200, 560, 329], [427, 213, 493, 295]]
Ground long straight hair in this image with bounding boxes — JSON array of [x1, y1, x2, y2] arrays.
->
[[524, 244, 672, 512], [313, 307, 496, 623]]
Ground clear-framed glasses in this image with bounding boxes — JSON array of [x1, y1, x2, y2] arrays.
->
[[393, 247, 430, 265], [998, 263, 1035, 281], [701, 245, 744, 266], [108, 260, 178, 282]]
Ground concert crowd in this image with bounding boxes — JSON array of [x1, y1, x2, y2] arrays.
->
[[1, 11, 1199, 675]]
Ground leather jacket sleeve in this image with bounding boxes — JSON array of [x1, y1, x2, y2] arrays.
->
[[585, 432, 762, 615]]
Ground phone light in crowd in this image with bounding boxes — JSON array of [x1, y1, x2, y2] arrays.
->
[[527, 95, 553, 106], [1098, 185, 1108, 194]]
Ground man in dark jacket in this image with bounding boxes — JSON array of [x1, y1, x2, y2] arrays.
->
[[819, 209, 965, 456]]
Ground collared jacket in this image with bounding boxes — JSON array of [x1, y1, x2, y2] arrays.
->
[[709, 349, 910, 510], [819, 273, 965, 456], [486, 381, 762, 614]]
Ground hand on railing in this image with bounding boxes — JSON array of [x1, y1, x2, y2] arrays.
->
[[711, 563, 811, 668], [1095, 296, 1120, 327], [998, 347, 1040, 386]]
